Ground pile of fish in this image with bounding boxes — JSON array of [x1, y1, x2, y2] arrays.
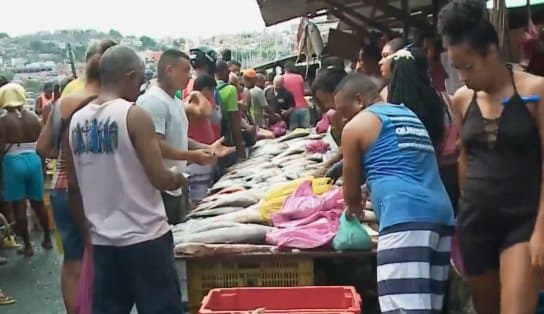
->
[[173, 129, 379, 255]]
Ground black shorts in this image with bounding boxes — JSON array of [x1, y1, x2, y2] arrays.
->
[[92, 232, 183, 314], [458, 179, 537, 276]]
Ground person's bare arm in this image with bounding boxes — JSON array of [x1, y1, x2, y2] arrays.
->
[[451, 87, 471, 189], [127, 106, 184, 191], [35, 98, 42, 115], [528, 75, 544, 269], [36, 105, 58, 158], [342, 112, 381, 219], [159, 136, 214, 165], [229, 111, 245, 160]]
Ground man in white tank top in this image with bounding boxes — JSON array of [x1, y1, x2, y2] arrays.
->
[[68, 46, 185, 313]]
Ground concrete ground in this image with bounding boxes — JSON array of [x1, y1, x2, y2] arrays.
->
[[0, 232, 64, 314]]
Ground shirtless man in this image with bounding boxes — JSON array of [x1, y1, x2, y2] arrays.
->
[[0, 83, 52, 256]]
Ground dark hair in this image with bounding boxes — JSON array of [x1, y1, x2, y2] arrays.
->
[[311, 68, 347, 95], [0, 75, 9, 88], [438, 0, 499, 55], [360, 45, 381, 60], [387, 47, 445, 147], [86, 39, 118, 83], [215, 60, 229, 74], [385, 37, 411, 53], [193, 73, 217, 91], [99, 45, 143, 87], [221, 49, 232, 62], [335, 72, 380, 100], [157, 49, 190, 82], [284, 60, 296, 73], [228, 60, 241, 68]]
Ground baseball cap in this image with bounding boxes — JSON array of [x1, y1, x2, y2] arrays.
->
[[0, 83, 26, 108], [243, 69, 257, 79]]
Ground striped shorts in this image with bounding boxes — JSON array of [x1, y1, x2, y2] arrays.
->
[[377, 222, 453, 314]]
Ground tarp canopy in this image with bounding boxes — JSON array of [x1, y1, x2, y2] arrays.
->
[[257, 0, 544, 34], [256, 0, 445, 33]]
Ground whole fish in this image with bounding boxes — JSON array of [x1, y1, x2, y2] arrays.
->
[[194, 190, 260, 211], [180, 223, 274, 244], [185, 206, 246, 219]]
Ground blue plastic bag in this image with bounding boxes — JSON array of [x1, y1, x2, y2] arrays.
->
[[332, 211, 372, 251]]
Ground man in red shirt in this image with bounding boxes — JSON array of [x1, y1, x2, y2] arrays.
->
[[282, 61, 310, 129]]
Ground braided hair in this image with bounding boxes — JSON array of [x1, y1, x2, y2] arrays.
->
[[387, 47, 446, 148]]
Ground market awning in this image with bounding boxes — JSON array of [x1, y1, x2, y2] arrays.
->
[[256, 0, 445, 34]]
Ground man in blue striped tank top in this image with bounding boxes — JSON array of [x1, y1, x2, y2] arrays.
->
[[335, 73, 455, 314]]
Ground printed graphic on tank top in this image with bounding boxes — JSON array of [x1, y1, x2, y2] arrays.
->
[[458, 64, 541, 275], [69, 99, 170, 247]]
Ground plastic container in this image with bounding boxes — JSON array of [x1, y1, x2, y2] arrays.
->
[[199, 286, 361, 314], [187, 257, 313, 313]]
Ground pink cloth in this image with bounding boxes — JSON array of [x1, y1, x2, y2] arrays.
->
[[272, 181, 342, 226], [75, 243, 94, 314], [305, 140, 330, 154], [266, 209, 342, 249], [283, 73, 307, 108], [316, 109, 335, 134], [266, 181, 344, 249], [269, 121, 287, 137]]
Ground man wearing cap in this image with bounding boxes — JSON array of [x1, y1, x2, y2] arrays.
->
[[243, 69, 269, 129], [0, 83, 52, 257]]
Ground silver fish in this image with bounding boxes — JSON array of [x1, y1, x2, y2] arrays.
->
[[179, 223, 274, 245], [186, 206, 246, 219]]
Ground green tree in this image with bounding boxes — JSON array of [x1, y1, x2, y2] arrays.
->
[[140, 36, 157, 50], [29, 40, 43, 51], [23, 79, 42, 94], [0, 33, 9, 39], [0, 70, 14, 81], [108, 29, 123, 39]]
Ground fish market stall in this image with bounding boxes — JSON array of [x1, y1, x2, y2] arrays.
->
[[174, 129, 379, 313]]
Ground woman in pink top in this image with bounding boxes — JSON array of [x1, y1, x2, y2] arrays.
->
[[185, 74, 218, 204], [283, 61, 310, 129]]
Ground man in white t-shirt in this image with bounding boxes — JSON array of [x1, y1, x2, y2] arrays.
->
[[138, 49, 234, 224]]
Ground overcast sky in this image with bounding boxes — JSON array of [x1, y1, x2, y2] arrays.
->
[[2, 0, 292, 38]]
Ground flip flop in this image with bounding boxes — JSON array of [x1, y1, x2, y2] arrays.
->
[[2, 236, 21, 249], [0, 292, 15, 305]]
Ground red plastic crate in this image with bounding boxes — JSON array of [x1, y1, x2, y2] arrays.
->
[[199, 286, 362, 314]]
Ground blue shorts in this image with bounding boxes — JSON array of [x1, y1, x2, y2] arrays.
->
[[50, 189, 84, 260], [2, 152, 44, 202]]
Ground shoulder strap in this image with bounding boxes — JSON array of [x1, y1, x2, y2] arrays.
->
[[57, 95, 98, 147]]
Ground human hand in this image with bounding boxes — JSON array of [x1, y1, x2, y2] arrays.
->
[[345, 203, 365, 221], [530, 224, 544, 270], [211, 137, 236, 158], [193, 149, 216, 165]]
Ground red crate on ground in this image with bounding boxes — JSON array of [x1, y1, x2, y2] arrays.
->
[[199, 286, 362, 314]]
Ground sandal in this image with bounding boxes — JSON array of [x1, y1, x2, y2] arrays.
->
[[0, 290, 15, 305]]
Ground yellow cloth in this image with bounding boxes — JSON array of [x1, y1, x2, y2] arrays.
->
[[0, 83, 26, 108], [61, 78, 85, 97]]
